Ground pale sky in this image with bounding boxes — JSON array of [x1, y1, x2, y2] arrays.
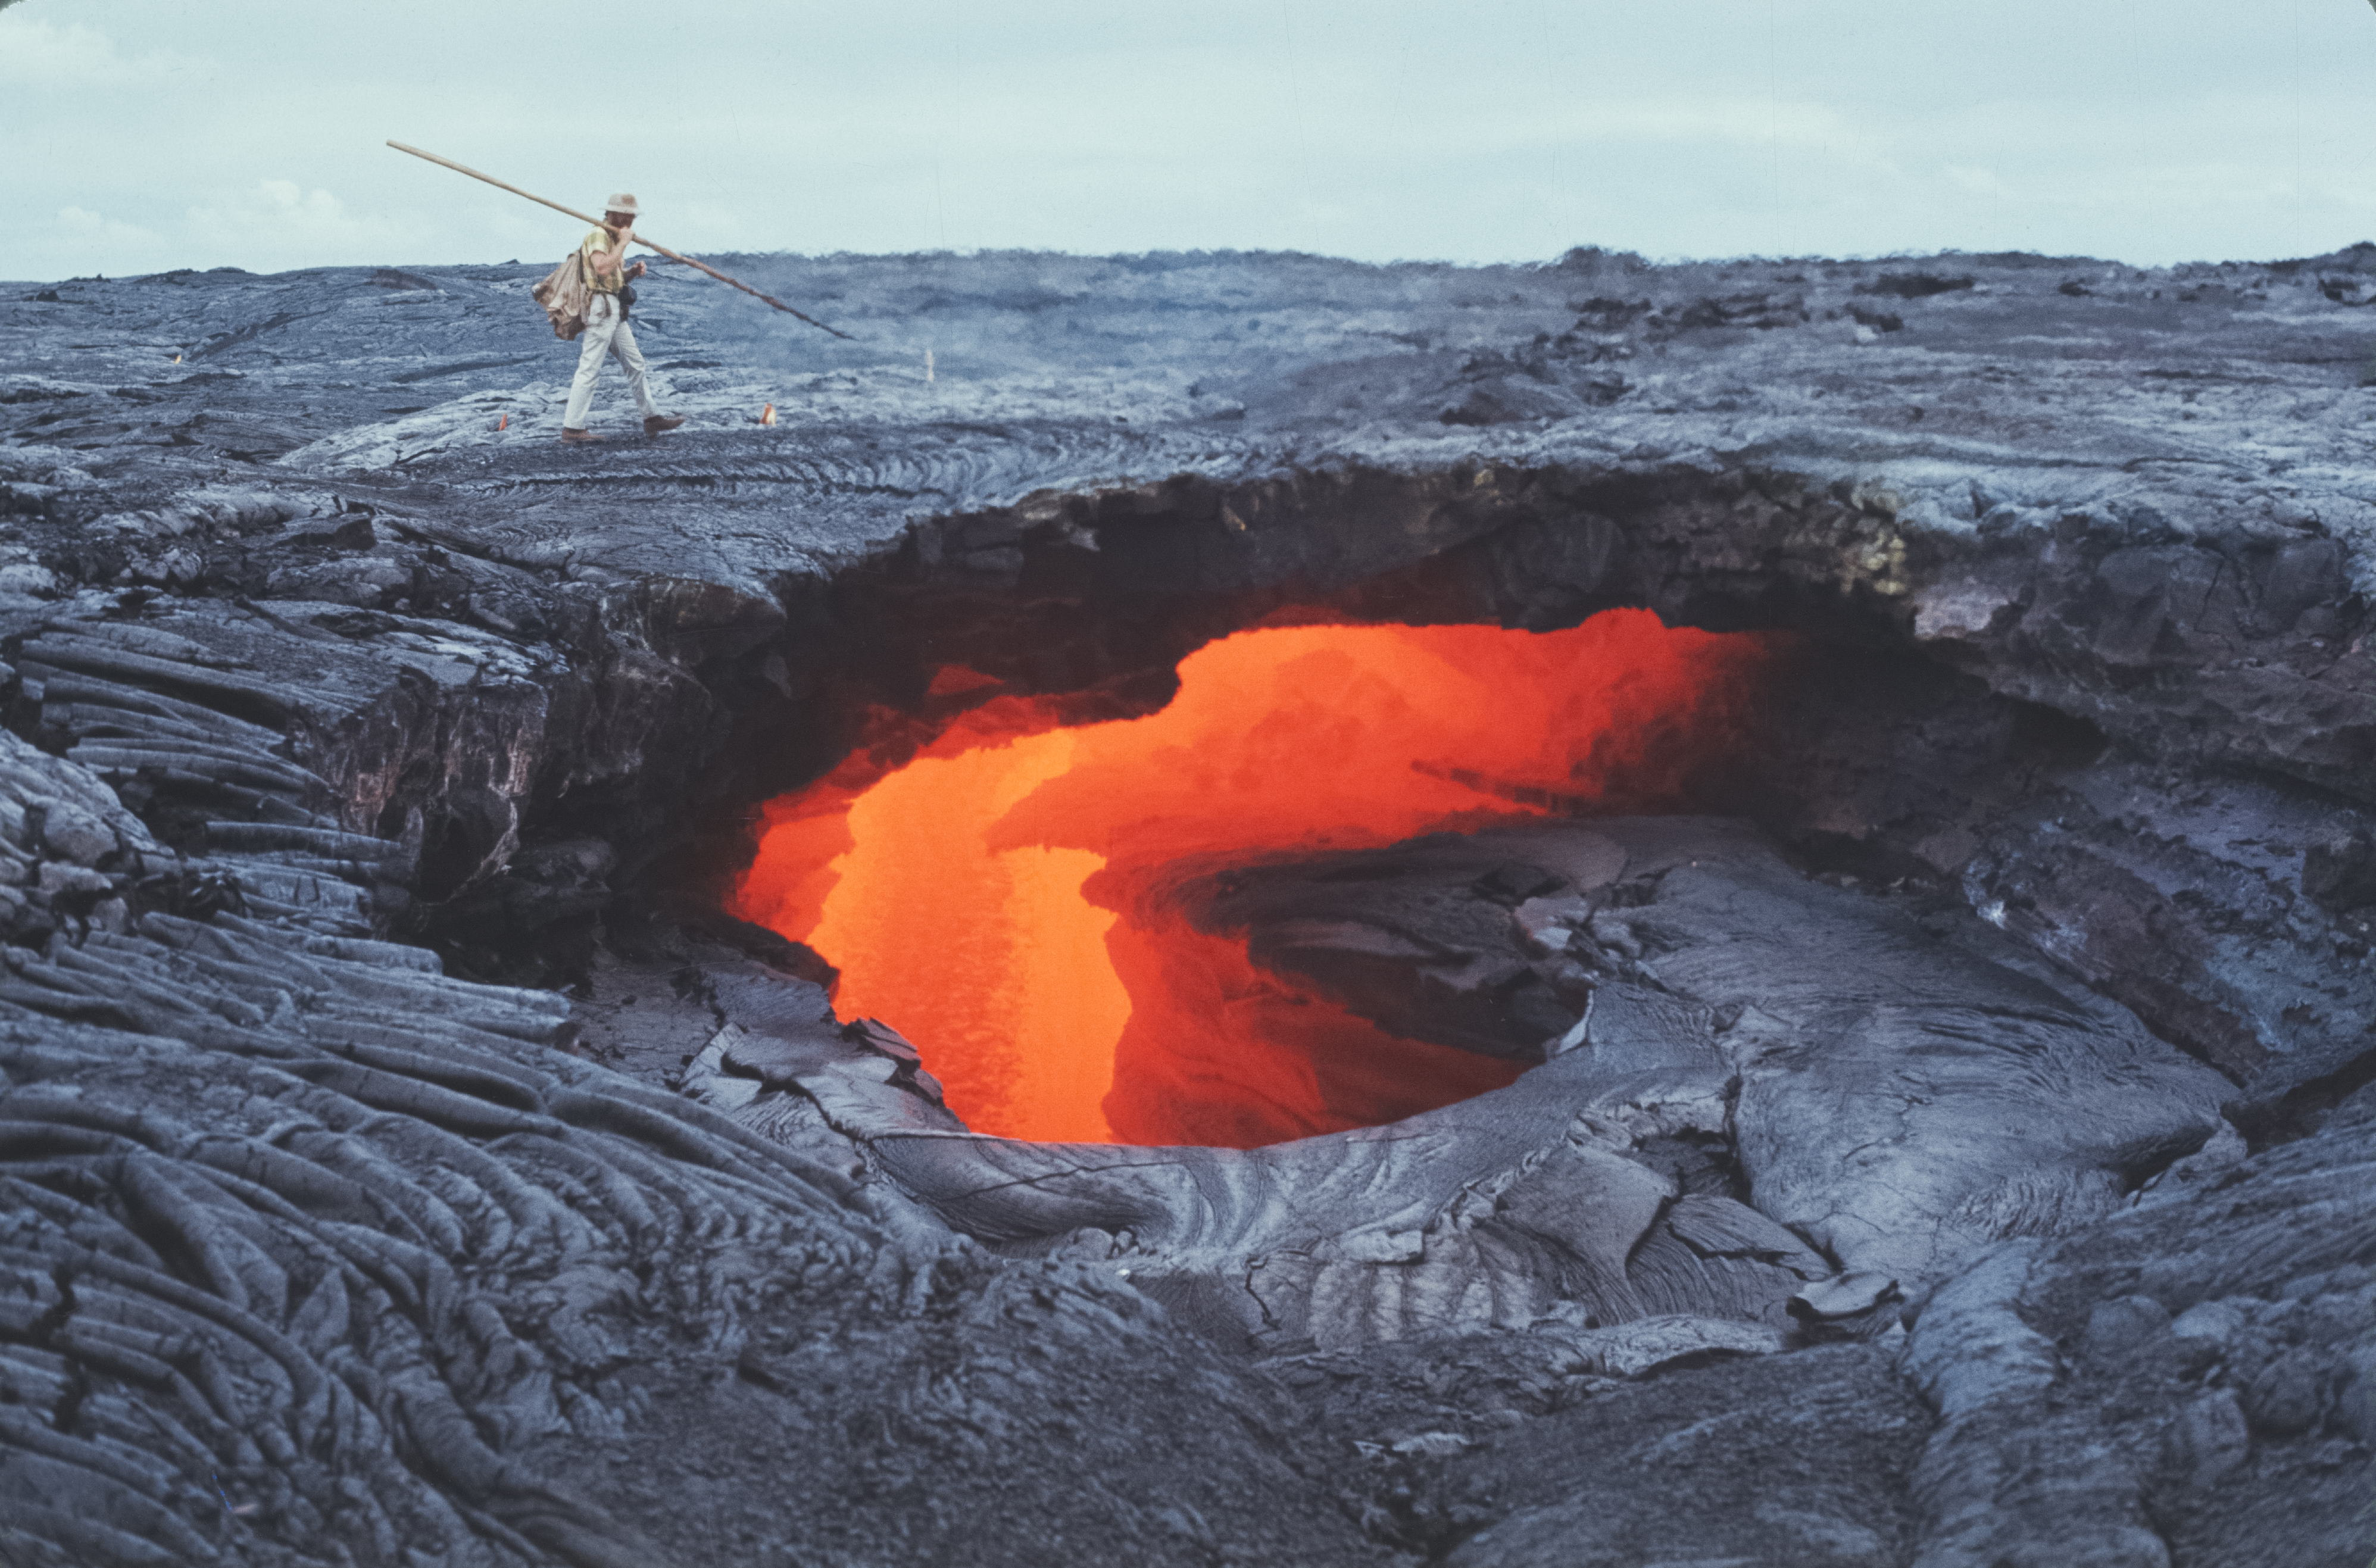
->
[[7, 0, 2376, 281]]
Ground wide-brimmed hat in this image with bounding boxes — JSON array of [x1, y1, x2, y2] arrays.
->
[[604, 193, 641, 216]]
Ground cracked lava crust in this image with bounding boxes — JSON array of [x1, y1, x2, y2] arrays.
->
[[1, 245, 2373, 1567]]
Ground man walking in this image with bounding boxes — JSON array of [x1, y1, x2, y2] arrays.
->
[[560, 193, 686, 443]]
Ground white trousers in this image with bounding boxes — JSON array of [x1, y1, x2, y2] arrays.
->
[[562, 293, 657, 429]]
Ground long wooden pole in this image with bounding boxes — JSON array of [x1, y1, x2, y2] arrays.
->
[[386, 140, 852, 341]]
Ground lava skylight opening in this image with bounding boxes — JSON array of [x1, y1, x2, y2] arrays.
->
[[731, 611, 1771, 1147]]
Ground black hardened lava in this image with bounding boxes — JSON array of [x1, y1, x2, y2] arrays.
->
[[5, 249, 2375, 1567], [433, 463, 2376, 1141]]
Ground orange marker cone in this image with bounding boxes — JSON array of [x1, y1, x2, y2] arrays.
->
[[760, 402, 776, 426], [497, 414, 508, 431], [171, 354, 181, 363]]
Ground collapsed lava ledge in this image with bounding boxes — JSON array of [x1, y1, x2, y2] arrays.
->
[[717, 818, 2227, 1357], [1, 247, 2375, 1564]]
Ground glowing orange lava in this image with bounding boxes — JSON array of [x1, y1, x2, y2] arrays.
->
[[732, 612, 1769, 1147]]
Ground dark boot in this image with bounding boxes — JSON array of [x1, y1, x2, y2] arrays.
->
[[644, 414, 686, 436], [560, 427, 604, 443]]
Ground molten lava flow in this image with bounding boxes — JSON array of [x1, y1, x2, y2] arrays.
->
[[732, 611, 1770, 1147], [791, 732, 1131, 1144]]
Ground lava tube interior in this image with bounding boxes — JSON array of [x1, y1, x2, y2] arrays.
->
[[730, 611, 1772, 1147]]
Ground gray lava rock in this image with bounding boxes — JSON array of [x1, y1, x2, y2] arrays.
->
[[1895, 1083, 2376, 1567], [2078, 1295, 2174, 1365], [1440, 1346, 1927, 1568], [5, 243, 2376, 1565]]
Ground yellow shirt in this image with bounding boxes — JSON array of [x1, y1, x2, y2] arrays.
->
[[581, 227, 629, 295]]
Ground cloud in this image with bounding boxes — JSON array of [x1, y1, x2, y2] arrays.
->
[[185, 180, 410, 263], [55, 205, 158, 246], [0, 14, 181, 85], [23, 207, 170, 281]]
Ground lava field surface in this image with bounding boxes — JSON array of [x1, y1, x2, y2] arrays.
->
[[2, 245, 2375, 1566]]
